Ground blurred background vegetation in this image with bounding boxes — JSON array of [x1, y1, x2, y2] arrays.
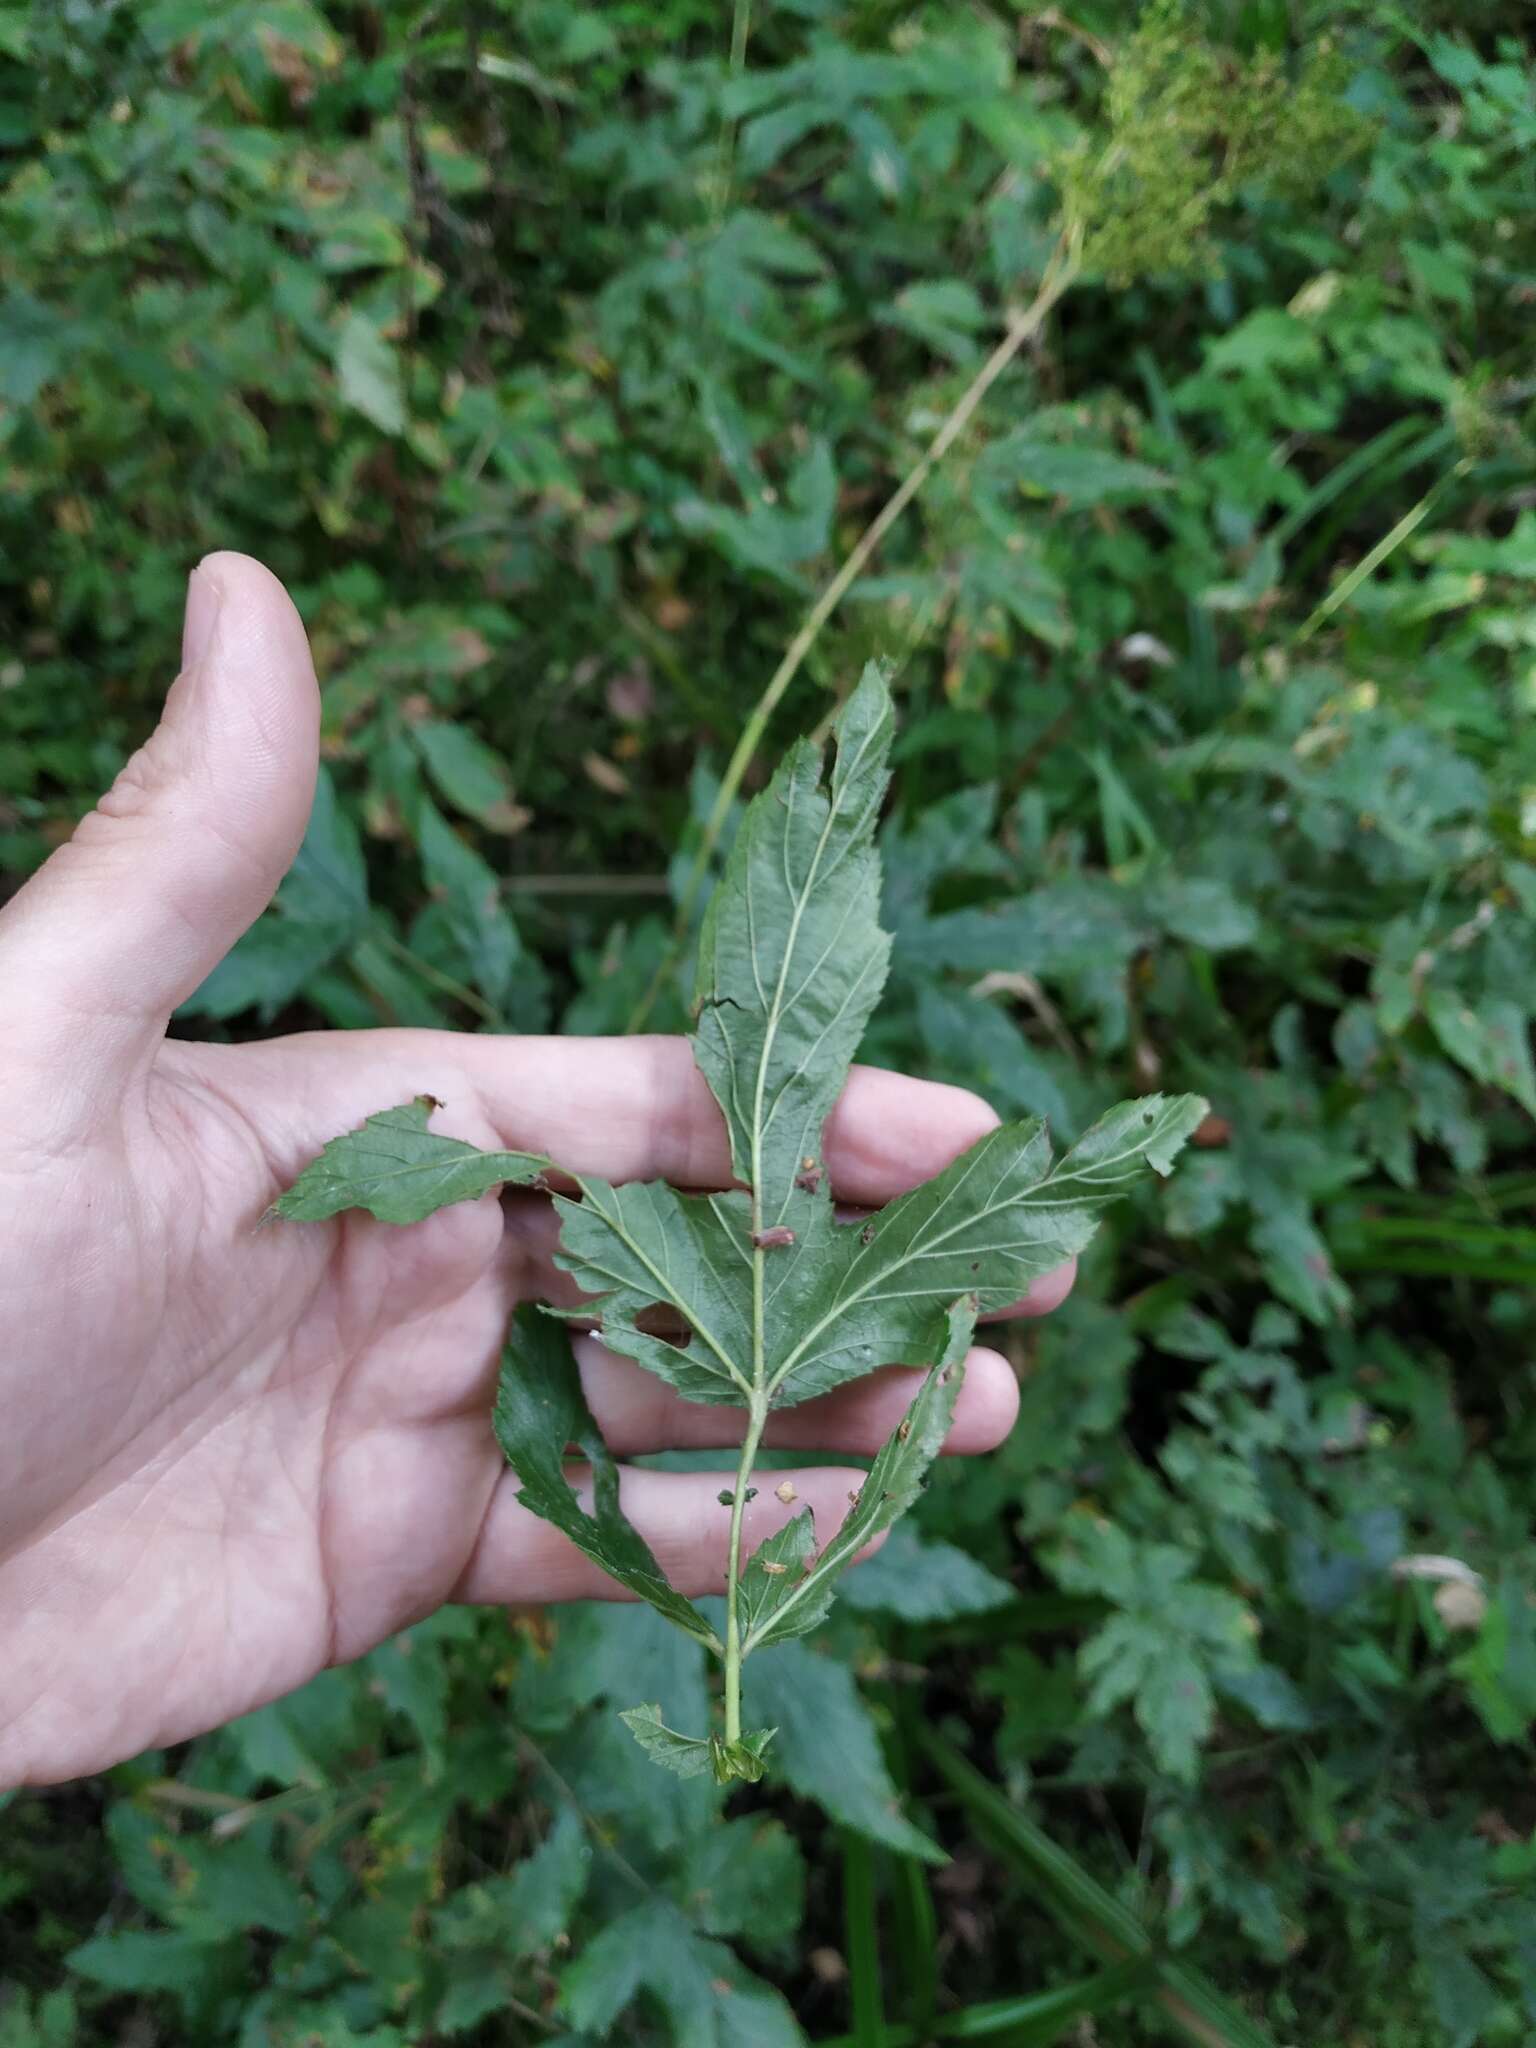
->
[[3, 2, 1536, 2043]]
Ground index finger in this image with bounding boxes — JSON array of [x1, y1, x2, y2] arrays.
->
[[447, 1032, 999, 1203]]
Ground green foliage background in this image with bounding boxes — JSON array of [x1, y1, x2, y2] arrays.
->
[[4, 2, 1536, 2042]]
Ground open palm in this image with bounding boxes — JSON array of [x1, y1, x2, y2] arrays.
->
[[0, 557, 1068, 1787]]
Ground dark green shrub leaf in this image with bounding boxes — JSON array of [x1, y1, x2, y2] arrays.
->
[[741, 1644, 942, 1863]]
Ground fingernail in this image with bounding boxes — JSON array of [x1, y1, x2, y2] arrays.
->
[[182, 562, 223, 669]]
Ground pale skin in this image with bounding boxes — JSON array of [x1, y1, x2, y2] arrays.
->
[[0, 554, 1073, 1788]]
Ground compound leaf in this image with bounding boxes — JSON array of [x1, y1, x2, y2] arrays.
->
[[275, 669, 1204, 1741]]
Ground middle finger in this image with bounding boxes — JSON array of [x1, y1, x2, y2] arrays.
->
[[571, 1330, 1022, 1457]]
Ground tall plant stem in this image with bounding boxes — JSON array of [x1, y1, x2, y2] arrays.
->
[[711, 0, 753, 219], [1294, 455, 1470, 643], [625, 229, 1082, 1034]]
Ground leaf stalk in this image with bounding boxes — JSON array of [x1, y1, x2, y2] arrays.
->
[[723, 1381, 769, 1744]]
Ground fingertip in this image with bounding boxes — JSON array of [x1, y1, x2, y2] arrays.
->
[[758, 1348, 1018, 1457], [190, 552, 320, 860], [195, 552, 319, 728], [983, 1256, 1078, 1324], [0, 552, 325, 1083], [196, 548, 299, 613], [826, 1066, 1001, 1203], [947, 1345, 1020, 1452], [1030, 1256, 1077, 1315]]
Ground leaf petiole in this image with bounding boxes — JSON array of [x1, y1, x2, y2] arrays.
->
[[722, 1388, 769, 1749]]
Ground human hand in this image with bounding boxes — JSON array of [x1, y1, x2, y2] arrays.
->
[[0, 555, 1073, 1786]]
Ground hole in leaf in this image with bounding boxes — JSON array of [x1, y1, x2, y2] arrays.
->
[[635, 1306, 693, 1349]]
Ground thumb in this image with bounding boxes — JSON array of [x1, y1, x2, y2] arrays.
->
[[0, 552, 320, 1106]]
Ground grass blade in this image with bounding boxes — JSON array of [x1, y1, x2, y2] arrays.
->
[[917, 1730, 1279, 2048], [815, 1964, 1148, 2047], [889, 1849, 940, 2037], [1267, 412, 1430, 550], [843, 1831, 885, 2047]]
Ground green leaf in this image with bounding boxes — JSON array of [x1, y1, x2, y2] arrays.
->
[[622, 1706, 776, 1786], [882, 278, 989, 363], [515, 1604, 709, 1740], [1420, 1934, 1501, 2047], [1452, 1574, 1536, 1744], [414, 798, 524, 1013], [914, 984, 1076, 1133], [67, 1929, 233, 2008], [277, 670, 1204, 1750], [679, 438, 837, 581], [678, 1817, 806, 1947], [273, 1097, 549, 1224], [436, 1961, 517, 2038], [837, 1524, 1015, 1622], [740, 1301, 974, 1651], [741, 1644, 943, 1862], [692, 661, 894, 1214], [435, 1808, 590, 1962], [1142, 875, 1259, 952], [0, 1988, 77, 2048], [1425, 990, 1536, 1117], [1049, 1521, 1258, 1781], [173, 1832, 307, 1939], [735, 1512, 822, 1646], [365, 1618, 453, 1772], [980, 417, 1175, 507], [550, 1179, 756, 1405], [558, 1094, 1202, 1412], [411, 719, 520, 824], [494, 1307, 722, 1653], [0, 289, 70, 405], [223, 1668, 366, 1788], [921, 1730, 1281, 2048], [562, 1900, 805, 2048], [334, 309, 405, 433], [619, 1705, 718, 1779]]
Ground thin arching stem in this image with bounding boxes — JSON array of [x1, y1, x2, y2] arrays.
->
[[625, 228, 1083, 1035]]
